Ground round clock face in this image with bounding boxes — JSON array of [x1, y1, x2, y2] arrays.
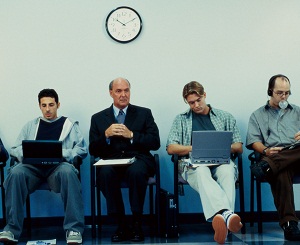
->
[[106, 6, 142, 43]]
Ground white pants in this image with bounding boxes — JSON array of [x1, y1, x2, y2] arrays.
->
[[182, 160, 238, 221]]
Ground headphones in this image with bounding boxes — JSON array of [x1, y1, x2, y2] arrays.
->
[[267, 74, 290, 96]]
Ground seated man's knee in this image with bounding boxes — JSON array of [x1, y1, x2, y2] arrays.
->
[[57, 163, 78, 178]]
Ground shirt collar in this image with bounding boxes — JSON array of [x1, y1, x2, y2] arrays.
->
[[113, 105, 128, 117], [264, 100, 293, 110]]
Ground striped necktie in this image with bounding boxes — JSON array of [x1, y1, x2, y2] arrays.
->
[[117, 109, 125, 124]]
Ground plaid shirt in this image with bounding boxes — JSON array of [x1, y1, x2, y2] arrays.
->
[[166, 105, 242, 148]]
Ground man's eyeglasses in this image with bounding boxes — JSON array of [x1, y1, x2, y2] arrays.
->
[[272, 90, 291, 97]]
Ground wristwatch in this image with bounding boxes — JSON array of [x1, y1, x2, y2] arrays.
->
[[262, 147, 268, 156]]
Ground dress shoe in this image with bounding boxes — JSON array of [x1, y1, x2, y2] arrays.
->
[[282, 221, 300, 241], [250, 160, 273, 182], [130, 222, 144, 242], [111, 227, 128, 242]]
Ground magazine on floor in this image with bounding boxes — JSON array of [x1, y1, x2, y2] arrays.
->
[[26, 239, 56, 245]]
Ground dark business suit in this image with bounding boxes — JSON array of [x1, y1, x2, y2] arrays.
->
[[89, 104, 160, 216]]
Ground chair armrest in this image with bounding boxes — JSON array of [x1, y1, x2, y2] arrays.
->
[[248, 151, 261, 163], [0, 160, 7, 168]]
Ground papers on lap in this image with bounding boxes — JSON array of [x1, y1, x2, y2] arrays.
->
[[94, 157, 136, 166]]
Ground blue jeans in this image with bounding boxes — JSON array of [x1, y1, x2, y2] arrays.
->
[[4, 162, 84, 238]]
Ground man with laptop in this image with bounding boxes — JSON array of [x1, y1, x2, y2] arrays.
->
[[166, 81, 243, 244], [0, 89, 87, 244]]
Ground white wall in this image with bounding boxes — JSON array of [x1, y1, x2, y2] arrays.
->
[[1, 0, 300, 217]]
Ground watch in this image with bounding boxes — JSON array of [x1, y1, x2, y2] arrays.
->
[[105, 6, 142, 43], [262, 147, 268, 156]]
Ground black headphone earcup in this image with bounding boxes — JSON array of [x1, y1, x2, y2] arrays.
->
[[268, 89, 272, 96]]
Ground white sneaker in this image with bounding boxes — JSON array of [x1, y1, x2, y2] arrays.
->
[[0, 231, 18, 243], [212, 214, 228, 244], [222, 210, 243, 233], [66, 230, 82, 244]]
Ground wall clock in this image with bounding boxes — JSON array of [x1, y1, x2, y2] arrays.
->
[[106, 6, 142, 43]]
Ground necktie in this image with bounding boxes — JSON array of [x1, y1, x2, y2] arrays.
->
[[117, 109, 125, 124]]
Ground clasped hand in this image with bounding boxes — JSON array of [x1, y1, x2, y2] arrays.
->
[[105, 124, 131, 138]]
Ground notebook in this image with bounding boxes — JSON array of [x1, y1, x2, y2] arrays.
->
[[22, 140, 63, 165], [190, 131, 233, 165]]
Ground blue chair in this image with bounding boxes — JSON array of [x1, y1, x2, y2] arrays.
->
[[90, 154, 161, 238]]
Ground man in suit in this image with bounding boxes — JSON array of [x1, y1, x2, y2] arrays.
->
[[89, 77, 160, 242]]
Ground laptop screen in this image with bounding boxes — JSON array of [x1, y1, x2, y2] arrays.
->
[[191, 131, 232, 164], [22, 140, 63, 165]]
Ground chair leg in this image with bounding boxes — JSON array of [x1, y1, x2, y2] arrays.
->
[[155, 185, 160, 236], [257, 180, 263, 233], [250, 173, 255, 227], [97, 187, 101, 233], [239, 180, 246, 234], [149, 185, 154, 235], [91, 185, 96, 238], [1, 169, 5, 226], [26, 195, 32, 236]]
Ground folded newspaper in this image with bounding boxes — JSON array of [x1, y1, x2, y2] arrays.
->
[[94, 157, 136, 166], [26, 239, 56, 245]]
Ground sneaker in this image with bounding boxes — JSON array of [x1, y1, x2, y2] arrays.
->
[[222, 210, 243, 233], [66, 231, 82, 244], [0, 231, 18, 244], [282, 221, 300, 241], [212, 214, 228, 244]]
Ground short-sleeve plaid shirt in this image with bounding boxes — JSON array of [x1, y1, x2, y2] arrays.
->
[[166, 105, 242, 148]]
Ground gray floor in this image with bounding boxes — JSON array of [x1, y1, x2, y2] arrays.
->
[[13, 222, 300, 245]]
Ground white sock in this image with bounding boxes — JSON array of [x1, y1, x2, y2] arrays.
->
[[221, 210, 234, 228]]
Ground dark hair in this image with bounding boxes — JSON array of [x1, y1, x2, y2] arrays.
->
[[109, 78, 131, 90], [182, 81, 204, 102], [267, 74, 290, 95], [38, 89, 59, 104]]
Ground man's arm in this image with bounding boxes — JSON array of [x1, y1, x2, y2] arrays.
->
[[167, 144, 192, 156], [231, 142, 243, 154], [62, 121, 88, 162], [252, 142, 283, 156], [129, 108, 160, 151]]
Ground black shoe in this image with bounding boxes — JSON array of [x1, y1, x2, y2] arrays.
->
[[250, 160, 273, 182], [130, 222, 144, 242], [111, 226, 128, 242], [282, 221, 300, 241]]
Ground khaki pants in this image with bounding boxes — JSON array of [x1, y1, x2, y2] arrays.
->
[[182, 160, 238, 221]]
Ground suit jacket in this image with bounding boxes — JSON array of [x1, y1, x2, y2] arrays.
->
[[89, 104, 160, 172]]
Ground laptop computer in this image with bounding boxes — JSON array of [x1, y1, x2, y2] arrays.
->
[[22, 140, 63, 165], [190, 131, 233, 165]]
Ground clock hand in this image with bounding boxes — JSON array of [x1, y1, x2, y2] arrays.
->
[[124, 18, 136, 25], [116, 19, 126, 26]]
